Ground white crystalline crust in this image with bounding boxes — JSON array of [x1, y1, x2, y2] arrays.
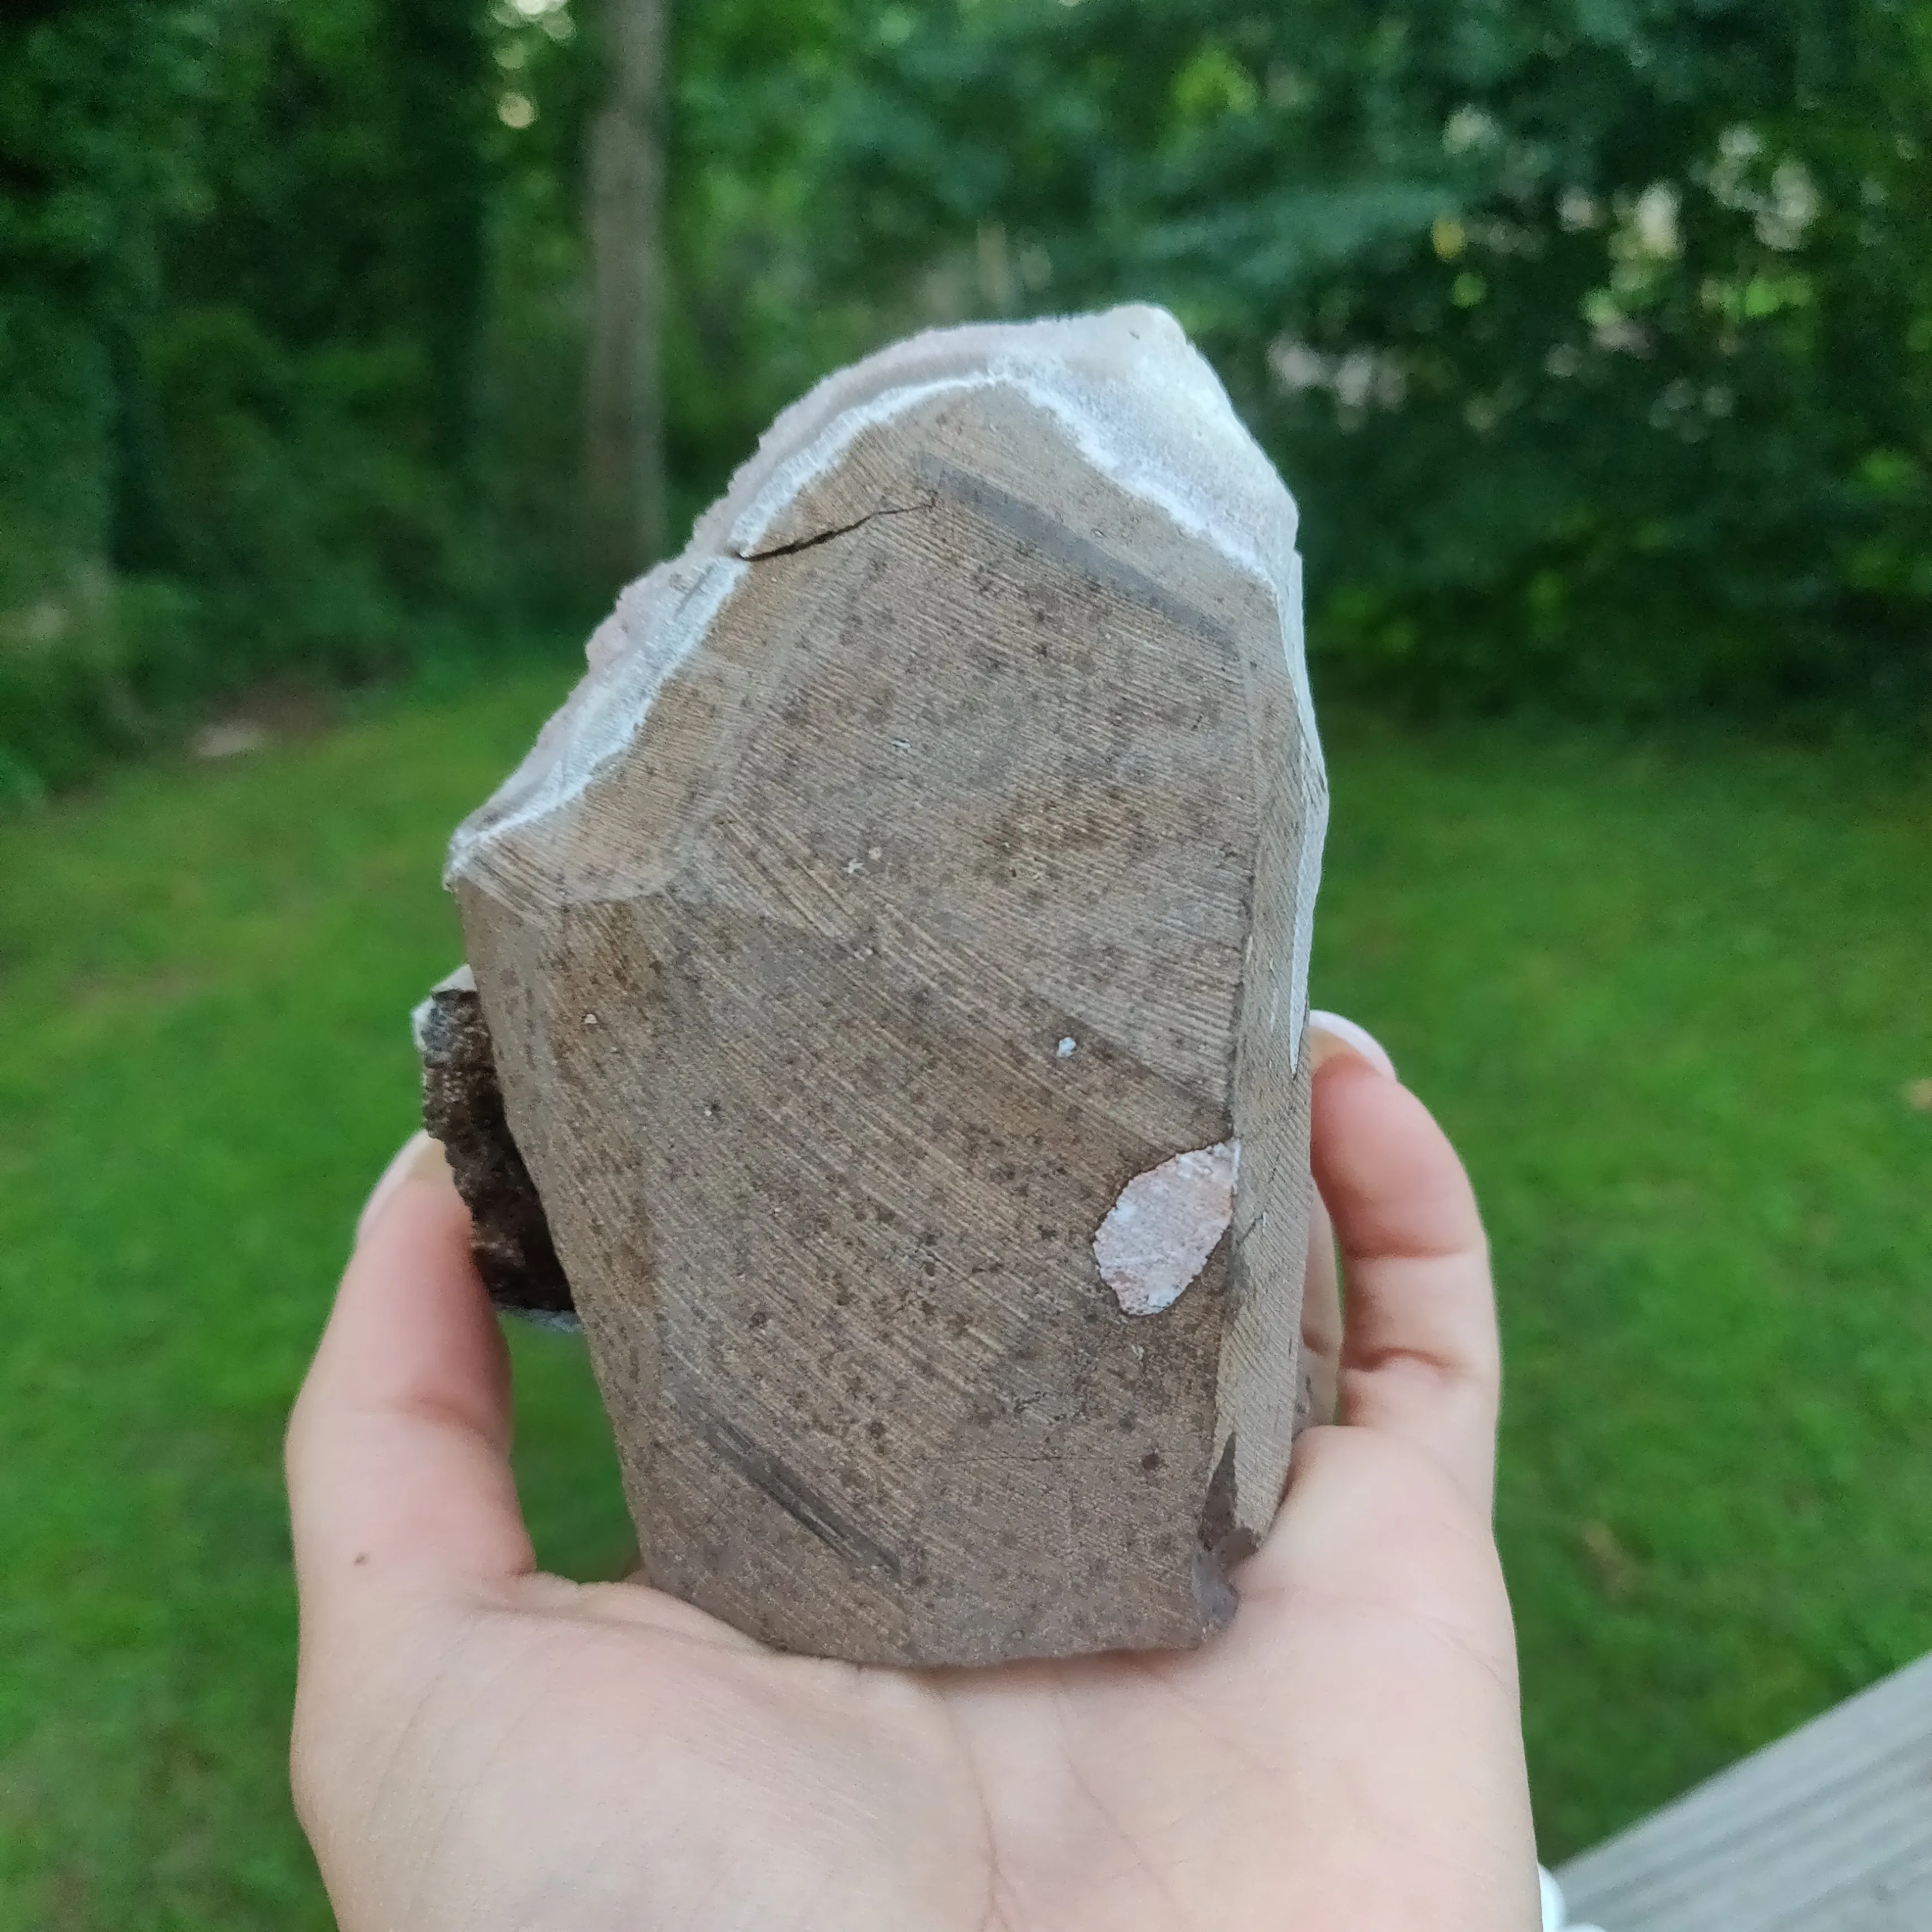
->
[[410, 960, 477, 1054], [446, 304, 1327, 1055], [444, 557, 747, 882], [1093, 1141, 1241, 1318]]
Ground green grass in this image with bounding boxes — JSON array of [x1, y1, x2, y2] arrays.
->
[[1320, 716, 1932, 1857], [1, 669, 1928, 1926]]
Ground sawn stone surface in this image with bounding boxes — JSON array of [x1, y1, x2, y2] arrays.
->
[[425, 306, 1328, 1665]]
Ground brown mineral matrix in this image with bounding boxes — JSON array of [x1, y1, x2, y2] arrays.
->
[[433, 305, 1328, 1665]]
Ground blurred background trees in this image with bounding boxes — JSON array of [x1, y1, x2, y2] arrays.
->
[[3, 0, 1929, 798], [4, 22, 1929, 1916], [583, 0, 668, 580]]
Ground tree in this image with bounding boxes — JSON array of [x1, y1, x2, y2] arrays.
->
[[583, 0, 667, 586], [779, 0, 1932, 716]]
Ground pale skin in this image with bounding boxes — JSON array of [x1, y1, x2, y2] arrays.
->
[[287, 1018, 1540, 1931]]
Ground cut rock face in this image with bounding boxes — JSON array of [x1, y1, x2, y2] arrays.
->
[[429, 305, 1327, 1665]]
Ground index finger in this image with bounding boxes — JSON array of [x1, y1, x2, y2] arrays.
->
[[286, 1135, 534, 1609]]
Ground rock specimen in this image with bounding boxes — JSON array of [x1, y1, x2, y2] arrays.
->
[[426, 305, 1327, 1665], [414, 966, 577, 1329]]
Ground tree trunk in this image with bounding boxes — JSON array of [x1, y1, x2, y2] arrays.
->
[[392, 0, 488, 474], [583, 0, 667, 587]]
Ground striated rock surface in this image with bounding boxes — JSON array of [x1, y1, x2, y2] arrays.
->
[[432, 305, 1327, 1665]]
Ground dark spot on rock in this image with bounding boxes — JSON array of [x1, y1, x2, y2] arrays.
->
[[1198, 1434, 1257, 1577]]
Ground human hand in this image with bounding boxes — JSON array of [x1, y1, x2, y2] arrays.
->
[[287, 1014, 1538, 1931]]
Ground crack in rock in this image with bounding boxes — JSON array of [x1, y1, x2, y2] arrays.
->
[[731, 493, 936, 562]]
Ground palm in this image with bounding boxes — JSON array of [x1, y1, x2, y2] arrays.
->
[[290, 1048, 1539, 1931]]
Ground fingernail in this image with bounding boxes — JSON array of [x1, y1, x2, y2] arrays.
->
[[356, 1130, 450, 1243], [1306, 1010, 1396, 1078]]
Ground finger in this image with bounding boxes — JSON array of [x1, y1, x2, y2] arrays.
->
[[1310, 1050, 1500, 1512], [1308, 1008, 1396, 1079], [1298, 1187, 1340, 1430], [1295, 1012, 1394, 1438], [287, 1134, 534, 1607]]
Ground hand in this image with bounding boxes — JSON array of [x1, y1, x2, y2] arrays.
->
[[287, 1016, 1538, 1931]]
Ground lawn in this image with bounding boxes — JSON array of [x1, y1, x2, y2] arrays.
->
[[1, 662, 1927, 1928]]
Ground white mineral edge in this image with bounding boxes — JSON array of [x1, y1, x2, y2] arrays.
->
[[443, 555, 746, 875], [1093, 1140, 1240, 1318], [410, 962, 477, 1053], [447, 306, 1326, 1063]]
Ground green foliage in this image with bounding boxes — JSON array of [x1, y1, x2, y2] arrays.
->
[[0, 299, 112, 613], [1, 0, 522, 790], [0, 0, 208, 602], [3, 0, 1929, 797], [2, 669, 1928, 1921], [780, 0, 1932, 716]]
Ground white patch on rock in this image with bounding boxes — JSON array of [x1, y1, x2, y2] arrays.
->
[[410, 963, 477, 1053], [1094, 1140, 1239, 1317], [444, 555, 746, 879]]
